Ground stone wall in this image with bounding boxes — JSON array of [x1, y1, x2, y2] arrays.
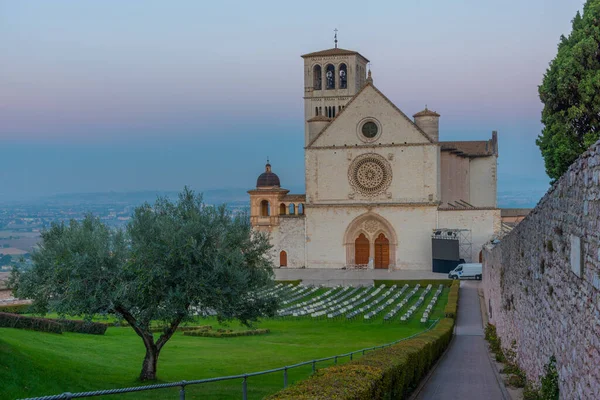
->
[[483, 140, 600, 399]]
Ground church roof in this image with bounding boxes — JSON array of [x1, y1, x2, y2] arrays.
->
[[307, 115, 332, 122], [413, 108, 440, 118], [301, 48, 369, 62], [306, 82, 434, 148], [440, 140, 495, 157]]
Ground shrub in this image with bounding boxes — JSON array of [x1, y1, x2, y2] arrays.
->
[[275, 280, 302, 286], [267, 318, 455, 400], [57, 319, 107, 335], [0, 312, 62, 334], [150, 325, 211, 333], [444, 280, 460, 318], [0, 303, 31, 314], [184, 328, 270, 338]]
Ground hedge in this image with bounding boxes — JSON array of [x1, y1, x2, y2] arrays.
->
[[267, 318, 455, 400], [0, 312, 62, 334], [274, 280, 302, 286], [0, 303, 31, 314], [150, 325, 212, 333], [444, 280, 460, 318], [57, 319, 107, 335], [184, 328, 270, 338], [373, 279, 452, 288]]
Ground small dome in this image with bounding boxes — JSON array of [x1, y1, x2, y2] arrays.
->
[[256, 162, 281, 188]]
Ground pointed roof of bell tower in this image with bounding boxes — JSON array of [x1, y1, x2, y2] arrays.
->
[[301, 29, 369, 61]]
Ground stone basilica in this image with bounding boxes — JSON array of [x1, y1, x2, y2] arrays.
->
[[248, 44, 500, 271]]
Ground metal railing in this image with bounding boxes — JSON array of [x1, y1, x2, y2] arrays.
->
[[20, 318, 440, 400]]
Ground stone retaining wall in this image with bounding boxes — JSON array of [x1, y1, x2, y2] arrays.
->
[[483, 140, 600, 399]]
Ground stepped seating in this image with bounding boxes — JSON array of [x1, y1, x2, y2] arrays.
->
[[400, 284, 433, 322], [384, 284, 421, 321], [420, 284, 444, 323], [364, 284, 409, 320]]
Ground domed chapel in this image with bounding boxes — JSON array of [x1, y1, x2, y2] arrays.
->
[[248, 40, 500, 271]]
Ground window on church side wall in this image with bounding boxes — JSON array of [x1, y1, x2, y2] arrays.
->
[[315, 107, 318, 116], [260, 200, 270, 217], [313, 65, 322, 90], [289, 203, 295, 215], [339, 63, 347, 89], [326, 64, 335, 89]]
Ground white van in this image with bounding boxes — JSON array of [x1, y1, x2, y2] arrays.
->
[[448, 263, 482, 280]]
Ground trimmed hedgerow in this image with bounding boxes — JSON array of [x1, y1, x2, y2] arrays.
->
[[274, 280, 302, 286], [444, 280, 460, 318], [374, 279, 452, 288], [0, 303, 31, 314], [150, 325, 212, 333], [267, 318, 455, 400], [184, 328, 270, 338], [57, 319, 107, 335], [0, 312, 62, 334]]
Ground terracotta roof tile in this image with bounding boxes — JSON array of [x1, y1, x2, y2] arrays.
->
[[301, 48, 369, 62], [440, 140, 493, 157], [413, 108, 440, 118], [307, 115, 332, 122]]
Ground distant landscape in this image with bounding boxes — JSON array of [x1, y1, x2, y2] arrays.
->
[[0, 185, 547, 258]]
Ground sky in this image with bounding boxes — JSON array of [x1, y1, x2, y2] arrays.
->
[[0, 0, 586, 201]]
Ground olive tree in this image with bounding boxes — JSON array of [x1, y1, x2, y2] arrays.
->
[[11, 188, 278, 381]]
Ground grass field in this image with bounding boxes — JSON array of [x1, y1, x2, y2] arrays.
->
[[1, 284, 448, 400]]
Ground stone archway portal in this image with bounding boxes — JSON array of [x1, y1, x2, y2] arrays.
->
[[355, 233, 369, 265], [374, 233, 390, 269]]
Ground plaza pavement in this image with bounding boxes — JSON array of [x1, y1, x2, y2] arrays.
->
[[274, 267, 448, 287]]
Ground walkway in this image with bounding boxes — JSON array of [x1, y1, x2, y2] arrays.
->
[[274, 268, 447, 287], [415, 281, 506, 400]]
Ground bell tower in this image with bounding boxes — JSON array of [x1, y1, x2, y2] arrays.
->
[[301, 33, 369, 145]]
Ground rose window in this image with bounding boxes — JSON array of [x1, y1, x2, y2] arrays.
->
[[348, 154, 392, 195]]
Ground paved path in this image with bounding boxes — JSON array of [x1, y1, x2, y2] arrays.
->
[[274, 268, 447, 287], [416, 281, 506, 400]]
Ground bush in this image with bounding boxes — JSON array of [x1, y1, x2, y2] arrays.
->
[[184, 328, 270, 338], [374, 279, 452, 288], [274, 280, 302, 286], [57, 319, 107, 335], [150, 325, 211, 333], [0, 303, 31, 314], [267, 318, 455, 400], [0, 312, 62, 334], [444, 280, 460, 318]]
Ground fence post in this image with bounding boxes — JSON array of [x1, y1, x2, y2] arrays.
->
[[242, 375, 248, 400], [312, 360, 316, 374], [334, 356, 338, 365], [179, 380, 187, 400], [284, 367, 288, 388], [350, 352, 353, 361]]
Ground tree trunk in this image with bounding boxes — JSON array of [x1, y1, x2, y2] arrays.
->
[[140, 344, 159, 381]]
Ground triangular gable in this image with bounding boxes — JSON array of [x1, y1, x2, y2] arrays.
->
[[307, 83, 433, 148]]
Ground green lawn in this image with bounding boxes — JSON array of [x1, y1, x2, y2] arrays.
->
[[1, 285, 448, 400]]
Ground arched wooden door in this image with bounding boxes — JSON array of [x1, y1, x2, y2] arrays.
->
[[279, 251, 287, 267], [374, 233, 390, 269], [355, 234, 369, 265]]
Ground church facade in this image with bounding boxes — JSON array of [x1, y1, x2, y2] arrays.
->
[[248, 46, 501, 271]]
